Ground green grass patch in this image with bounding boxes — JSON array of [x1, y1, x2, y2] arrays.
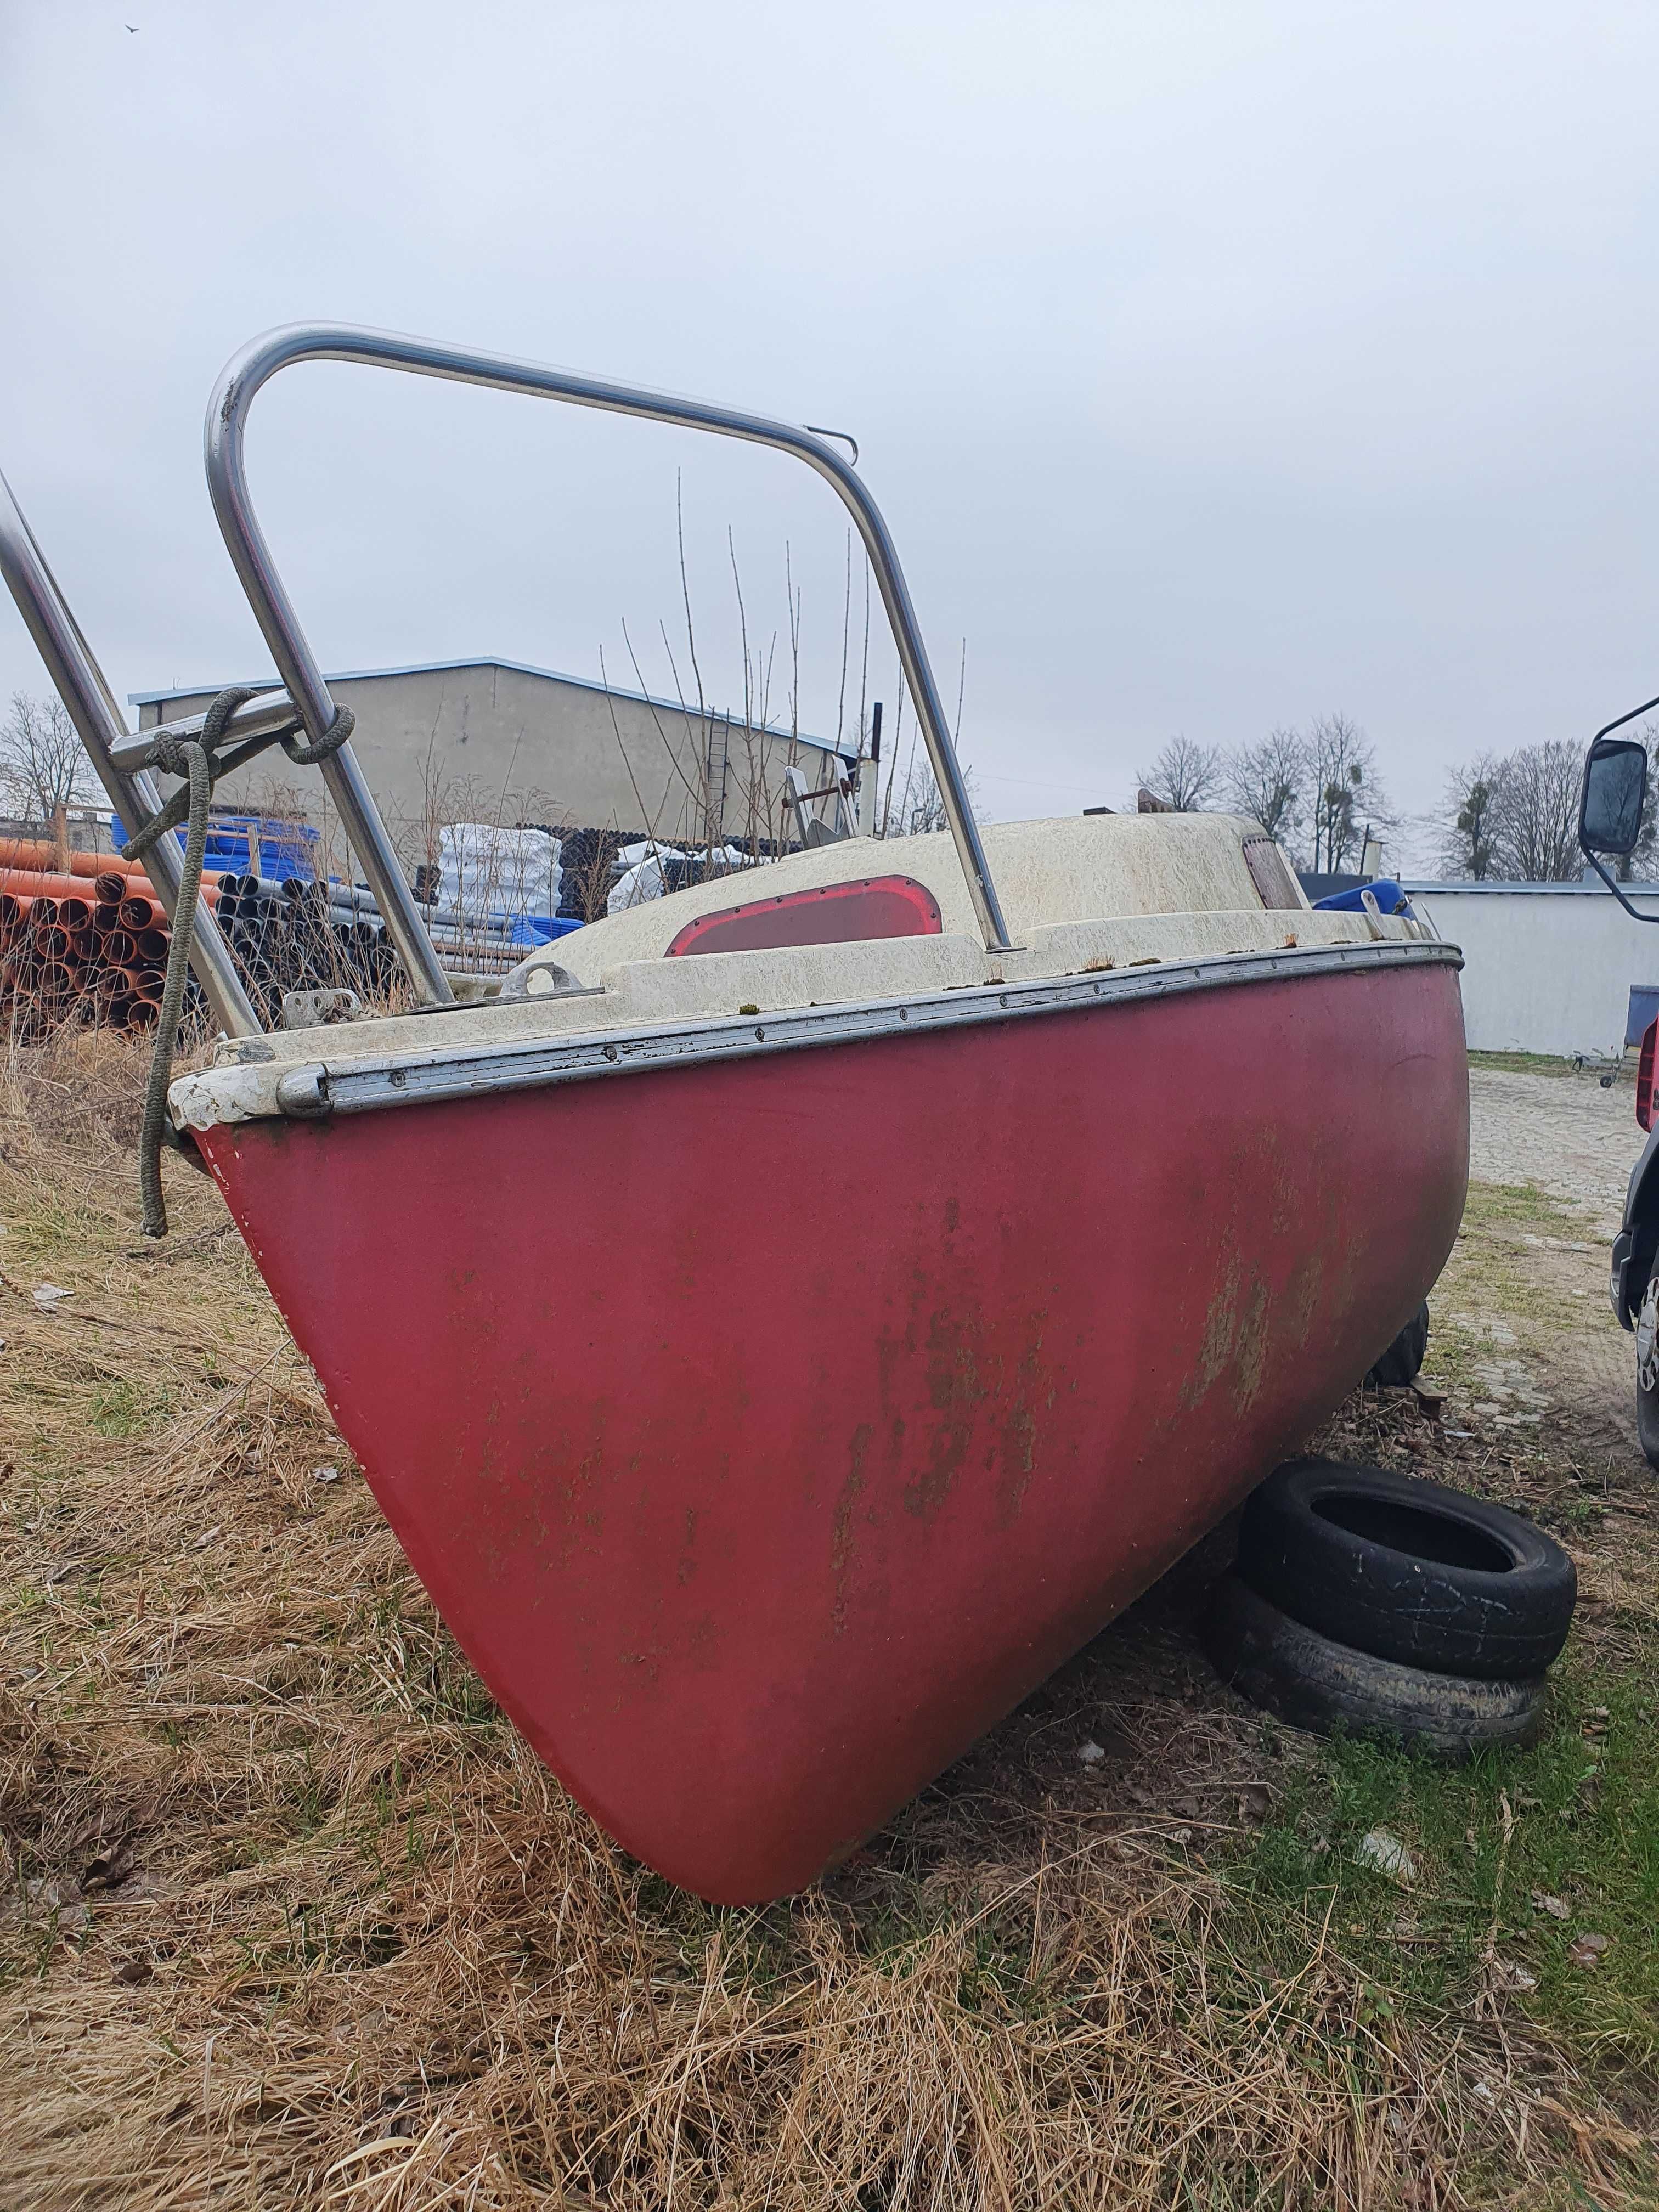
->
[[1227, 1641, 1659, 2083], [1460, 1179, 1587, 1237], [88, 1374, 180, 1438], [1432, 1178, 1609, 1345]]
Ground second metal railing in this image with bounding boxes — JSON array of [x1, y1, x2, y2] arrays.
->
[[0, 328, 1016, 1045], [203, 323, 1017, 997]]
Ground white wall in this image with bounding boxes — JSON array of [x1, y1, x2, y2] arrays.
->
[[1403, 882, 1659, 1058]]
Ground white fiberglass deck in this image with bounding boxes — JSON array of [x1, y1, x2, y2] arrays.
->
[[170, 813, 1443, 1130]]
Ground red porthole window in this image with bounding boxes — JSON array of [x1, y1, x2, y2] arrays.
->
[[666, 874, 943, 957]]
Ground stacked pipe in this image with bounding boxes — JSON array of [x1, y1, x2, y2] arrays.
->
[[0, 850, 224, 1034], [207, 871, 540, 996], [1, 848, 393, 1035], [2, 839, 552, 1037], [209, 874, 400, 1013]]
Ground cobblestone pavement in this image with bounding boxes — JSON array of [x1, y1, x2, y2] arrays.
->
[[1468, 1064, 1647, 1233], [1458, 1063, 1647, 1455]]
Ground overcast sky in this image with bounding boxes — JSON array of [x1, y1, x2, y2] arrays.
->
[[3, 2, 1657, 858]]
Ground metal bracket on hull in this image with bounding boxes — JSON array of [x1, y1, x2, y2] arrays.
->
[[202, 322, 1018, 1006]]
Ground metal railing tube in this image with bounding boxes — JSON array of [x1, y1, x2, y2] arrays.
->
[[0, 469, 262, 1037], [108, 689, 302, 771], [201, 367, 453, 1003], [204, 322, 1015, 956]]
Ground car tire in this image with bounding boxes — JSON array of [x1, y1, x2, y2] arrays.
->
[[1635, 1262, 1659, 1472], [1205, 1576, 1547, 1758], [1235, 1458, 1576, 1680], [1366, 1299, 1430, 1389]]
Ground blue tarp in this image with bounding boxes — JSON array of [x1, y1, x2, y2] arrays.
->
[[506, 915, 583, 947], [112, 810, 319, 882], [1311, 877, 1409, 916]]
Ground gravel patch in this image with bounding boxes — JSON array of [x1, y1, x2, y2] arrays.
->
[[1468, 1066, 1647, 1233]]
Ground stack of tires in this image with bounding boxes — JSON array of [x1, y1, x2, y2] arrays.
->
[[1207, 1459, 1578, 1757], [1365, 1298, 1430, 1389]]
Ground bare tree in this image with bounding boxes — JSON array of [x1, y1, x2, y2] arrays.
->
[[1612, 721, 1659, 882], [879, 642, 970, 835], [1223, 726, 1306, 846], [1306, 713, 1390, 874], [1135, 733, 1222, 812], [882, 737, 981, 838], [1429, 733, 1654, 882], [1491, 738, 1583, 882], [0, 690, 92, 819], [1432, 752, 1508, 879]]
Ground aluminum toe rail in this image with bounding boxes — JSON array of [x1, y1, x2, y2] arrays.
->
[[204, 322, 1016, 984]]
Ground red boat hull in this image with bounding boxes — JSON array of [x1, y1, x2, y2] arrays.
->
[[196, 960, 1468, 1902]]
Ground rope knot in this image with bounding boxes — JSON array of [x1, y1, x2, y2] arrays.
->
[[146, 732, 189, 780], [281, 702, 354, 766], [123, 681, 358, 1237]]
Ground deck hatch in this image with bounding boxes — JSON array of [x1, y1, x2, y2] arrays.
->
[[1242, 837, 1302, 911]]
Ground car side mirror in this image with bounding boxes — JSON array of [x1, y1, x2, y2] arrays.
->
[[1580, 736, 1648, 858]]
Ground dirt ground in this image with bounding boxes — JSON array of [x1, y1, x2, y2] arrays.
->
[[1, 1041, 1656, 2210]]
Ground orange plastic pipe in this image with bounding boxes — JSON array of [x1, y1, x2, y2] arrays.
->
[[0, 839, 143, 879], [0, 868, 215, 911]]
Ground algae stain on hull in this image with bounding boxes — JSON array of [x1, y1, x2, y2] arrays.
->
[[902, 1306, 990, 1519], [831, 1423, 872, 1636], [1184, 1250, 1242, 1409], [1231, 1271, 1271, 1415]]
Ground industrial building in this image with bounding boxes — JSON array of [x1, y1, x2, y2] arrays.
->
[[131, 656, 855, 854]]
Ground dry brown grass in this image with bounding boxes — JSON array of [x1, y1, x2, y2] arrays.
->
[[0, 1032, 1650, 2208]]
